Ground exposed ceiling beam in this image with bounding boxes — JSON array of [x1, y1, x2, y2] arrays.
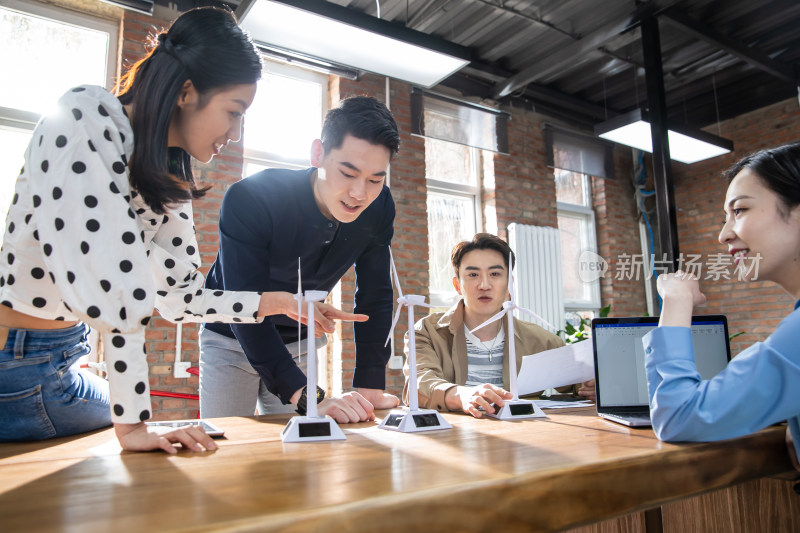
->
[[440, 72, 599, 130], [660, 6, 797, 83], [460, 61, 612, 119], [470, 0, 644, 73], [405, 0, 454, 30], [492, 2, 664, 99], [521, 83, 611, 120], [468, 0, 577, 39]]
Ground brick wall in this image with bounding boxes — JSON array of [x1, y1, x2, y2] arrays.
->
[[594, 148, 650, 317], [670, 98, 800, 355], [329, 75, 426, 397], [493, 105, 559, 239], [490, 105, 647, 319]]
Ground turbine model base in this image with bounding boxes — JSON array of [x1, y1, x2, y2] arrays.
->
[[281, 416, 346, 442], [487, 400, 546, 420], [378, 408, 452, 433]]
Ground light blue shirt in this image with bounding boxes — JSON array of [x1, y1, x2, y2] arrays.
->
[[642, 302, 800, 460]]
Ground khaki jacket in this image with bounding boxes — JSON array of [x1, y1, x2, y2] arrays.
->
[[402, 300, 566, 411]]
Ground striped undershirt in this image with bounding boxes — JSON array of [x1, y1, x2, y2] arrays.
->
[[464, 324, 505, 386]]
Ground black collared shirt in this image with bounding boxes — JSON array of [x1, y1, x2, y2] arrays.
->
[[204, 167, 394, 402]]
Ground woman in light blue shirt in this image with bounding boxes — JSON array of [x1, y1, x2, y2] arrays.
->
[[643, 142, 800, 472]]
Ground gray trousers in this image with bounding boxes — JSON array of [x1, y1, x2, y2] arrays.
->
[[198, 327, 326, 418]]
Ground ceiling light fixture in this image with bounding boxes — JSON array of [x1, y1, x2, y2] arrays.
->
[[236, 0, 472, 88], [595, 109, 733, 164], [100, 0, 153, 15], [256, 44, 360, 80]]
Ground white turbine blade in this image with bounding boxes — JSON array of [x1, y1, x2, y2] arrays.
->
[[515, 305, 559, 333], [384, 304, 405, 347], [388, 246, 403, 299], [405, 295, 435, 310], [468, 308, 507, 334]]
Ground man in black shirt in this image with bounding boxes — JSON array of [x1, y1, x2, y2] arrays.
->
[[200, 97, 401, 422]]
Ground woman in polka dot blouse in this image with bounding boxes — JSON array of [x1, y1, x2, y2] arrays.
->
[[0, 7, 360, 453]]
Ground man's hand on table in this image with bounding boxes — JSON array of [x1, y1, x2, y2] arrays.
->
[[288, 387, 395, 423], [357, 387, 400, 410], [446, 383, 513, 418], [318, 392, 376, 423]]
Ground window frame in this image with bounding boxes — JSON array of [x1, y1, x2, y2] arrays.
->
[[0, 0, 119, 132], [0, 0, 117, 370], [556, 172, 602, 313], [0, 0, 119, 233], [242, 59, 329, 173], [425, 141, 483, 308]]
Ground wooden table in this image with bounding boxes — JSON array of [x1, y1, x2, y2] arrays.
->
[[0, 407, 797, 532]]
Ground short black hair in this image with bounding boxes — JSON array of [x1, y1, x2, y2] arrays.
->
[[451, 233, 515, 277], [320, 96, 400, 159]]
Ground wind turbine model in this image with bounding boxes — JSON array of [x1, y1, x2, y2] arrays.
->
[[282, 259, 346, 442], [468, 252, 547, 420], [378, 248, 451, 433]]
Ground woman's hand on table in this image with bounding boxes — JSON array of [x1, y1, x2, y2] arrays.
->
[[115, 422, 217, 454]]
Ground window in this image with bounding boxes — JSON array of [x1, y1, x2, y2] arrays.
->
[[1, 1, 116, 368], [242, 60, 327, 175], [0, 0, 117, 238], [426, 138, 483, 308], [240, 58, 330, 385], [413, 90, 506, 308], [547, 124, 609, 322], [555, 169, 601, 314]]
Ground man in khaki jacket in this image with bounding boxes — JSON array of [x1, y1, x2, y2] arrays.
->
[[403, 233, 595, 418]]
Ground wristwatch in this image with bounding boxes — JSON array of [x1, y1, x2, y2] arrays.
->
[[295, 385, 326, 416]]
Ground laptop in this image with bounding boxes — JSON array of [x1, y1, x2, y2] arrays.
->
[[591, 315, 732, 427]]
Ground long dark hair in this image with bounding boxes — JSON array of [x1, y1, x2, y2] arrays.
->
[[724, 142, 800, 218], [116, 7, 261, 214]]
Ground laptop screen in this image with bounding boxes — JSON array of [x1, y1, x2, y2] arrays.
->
[[591, 316, 731, 410]]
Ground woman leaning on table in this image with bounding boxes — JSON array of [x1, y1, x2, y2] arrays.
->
[[643, 141, 800, 472], [0, 7, 357, 453]]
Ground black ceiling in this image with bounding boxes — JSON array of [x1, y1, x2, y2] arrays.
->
[[169, 0, 800, 133], [331, 0, 800, 132]]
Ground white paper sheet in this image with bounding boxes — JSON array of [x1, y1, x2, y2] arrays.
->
[[518, 340, 594, 395]]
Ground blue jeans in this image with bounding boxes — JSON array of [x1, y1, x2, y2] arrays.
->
[[0, 323, 111, 441], [199, 327, 323, 418]]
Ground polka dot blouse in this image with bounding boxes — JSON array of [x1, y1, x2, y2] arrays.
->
[[0, 86, 263, 424]]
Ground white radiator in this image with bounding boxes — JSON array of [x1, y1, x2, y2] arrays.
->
[[507, 223, 565, 333]]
